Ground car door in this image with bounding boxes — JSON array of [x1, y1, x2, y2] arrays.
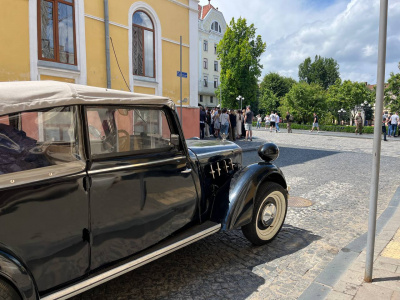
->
[[0, 106, 89, 293], [85, 105, 198, 270]]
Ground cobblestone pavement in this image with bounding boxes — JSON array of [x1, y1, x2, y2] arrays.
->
[[71, 131, 400, 300]]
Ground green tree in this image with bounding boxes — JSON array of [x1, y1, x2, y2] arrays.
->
[[260, 72, 296, 98], [216, 17, 266, 109], [385, 62, 400, 112], [259, 88, 279, 115], [298, 55, 340, 89], [280, 82, 327, 124], [327, 79, 375, 122]]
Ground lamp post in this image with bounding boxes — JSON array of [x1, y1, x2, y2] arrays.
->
[[338, 108, 346, 125], [236, 95, 244, 110]]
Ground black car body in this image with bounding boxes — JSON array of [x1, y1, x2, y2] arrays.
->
[[0, 81, 288, 300]]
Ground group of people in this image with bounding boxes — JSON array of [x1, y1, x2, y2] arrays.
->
[[256, 111, 294, 133], [382, 111, 399, 141], [199, 106, 255, 141]]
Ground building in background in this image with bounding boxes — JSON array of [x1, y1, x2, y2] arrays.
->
[[0, 0, 199, 137], [198, 1, 226, 108]]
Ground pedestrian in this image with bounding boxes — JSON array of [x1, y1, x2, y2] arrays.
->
[[286, 111, 293, 133], [275, 113, 281, 132], [236, 109, 242, 139], [199, 107, 206, 139], [256, 114, 262, 129], [241, 109, 246, 138], [269, 111, 276, 132], [387, 113, 393, 137], [355, 111, 363, 135], [382, 112, 388, 141], [205, 109, 211, 137], [390, 111, 399, 137], [264, 114, 270, 129], [310, 113, 320, 132], [220, 108, 230, 138], [214, 109, 221, 138], [229, 110, 236, 141], [244, 105, 254, 141]]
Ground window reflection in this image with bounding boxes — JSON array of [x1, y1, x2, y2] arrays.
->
[[58, 3, 75, 64], [40, 0, 55, 59]]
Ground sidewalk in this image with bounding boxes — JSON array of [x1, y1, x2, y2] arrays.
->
[[299, 187, 400, 300]]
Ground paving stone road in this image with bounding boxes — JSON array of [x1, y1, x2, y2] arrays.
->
[[71, 130, 400, 300]]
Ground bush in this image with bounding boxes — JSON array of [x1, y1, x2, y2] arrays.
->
[[252, 122, 375, 134]]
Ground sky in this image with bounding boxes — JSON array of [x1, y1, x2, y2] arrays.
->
[[198, 0, 400, 84]]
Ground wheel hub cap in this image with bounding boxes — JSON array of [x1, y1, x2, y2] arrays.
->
[[261, 203, 276, 227]]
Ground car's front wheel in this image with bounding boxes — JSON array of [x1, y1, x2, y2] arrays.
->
[[242, 182, 288, 246]]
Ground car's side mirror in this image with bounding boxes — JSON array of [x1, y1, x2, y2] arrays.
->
[[170, 134, 180, 147]]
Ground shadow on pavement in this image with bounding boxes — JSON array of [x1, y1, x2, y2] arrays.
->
[[74, 225, 321, 300], [274, 147, 340, 168]]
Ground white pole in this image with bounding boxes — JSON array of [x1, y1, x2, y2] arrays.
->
[[365, 0, 388, 283]]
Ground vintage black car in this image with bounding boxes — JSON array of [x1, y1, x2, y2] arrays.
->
[[0, 81, 288, 300]]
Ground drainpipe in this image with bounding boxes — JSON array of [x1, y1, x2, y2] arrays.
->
[[104, 0, 111, 88]]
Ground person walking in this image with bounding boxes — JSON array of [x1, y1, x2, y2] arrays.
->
[[390, 111, 399, 137], [382, 112, 388, 141], [200, 107, 206, 139], [220, 108, 230, 138], [286, 111, 293, 133], [256, 114, 262, 129], [269, 111, 276, 132], [264, 114, 270, 129], [310, 113, 320, 132], [355, 111, 363, 135], [275, 113, 281, 132], [213, 109, 221, 138], [236, 109, 242, 139], [205, 109, 211, 137], [244, 105, 254, 141], [229, 110, 236, 141], [241, 109, 246, 138]]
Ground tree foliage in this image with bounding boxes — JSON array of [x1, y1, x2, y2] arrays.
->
[[216, 17, 266, 109], [258, 88, 279, 115], [280, 82, 327, 123], [260, 72, 296, 98], [298, 55, 340, 89], [385, 62, 400, 112], [327, 79, 375, 121]]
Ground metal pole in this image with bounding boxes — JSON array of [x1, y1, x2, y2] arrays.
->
[[365, 0, 388, 283], [104, 0, 111, 89], [180, 36, 183, 124]]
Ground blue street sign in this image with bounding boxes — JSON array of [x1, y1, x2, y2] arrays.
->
[[177, 71, 188, 78]]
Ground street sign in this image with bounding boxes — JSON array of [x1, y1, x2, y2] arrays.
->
[[177, 71, 187, 78]]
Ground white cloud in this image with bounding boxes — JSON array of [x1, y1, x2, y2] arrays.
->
[[199, 0, 400, 83]]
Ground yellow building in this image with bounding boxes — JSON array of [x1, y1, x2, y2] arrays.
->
[[0, 0, 199, 136]]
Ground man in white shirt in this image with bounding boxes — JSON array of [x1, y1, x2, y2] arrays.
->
[[269, 111, 276, 132], [391, 112, 399, 137]]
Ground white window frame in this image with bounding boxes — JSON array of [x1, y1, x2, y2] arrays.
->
[[29, 0, 87, 84], [128, 2, 163, 95]]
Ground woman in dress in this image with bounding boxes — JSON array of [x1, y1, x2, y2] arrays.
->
[[236, 109, 242, 139]]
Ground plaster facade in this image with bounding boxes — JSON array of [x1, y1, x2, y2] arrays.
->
[[198, 3, 226, 108]]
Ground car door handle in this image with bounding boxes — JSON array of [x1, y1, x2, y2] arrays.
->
[[181, 168, 192, 174]]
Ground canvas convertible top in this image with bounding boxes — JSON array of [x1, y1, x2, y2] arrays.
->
[[0, 81, 175, 115]]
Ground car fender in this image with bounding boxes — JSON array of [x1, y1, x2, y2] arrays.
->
[[222, 162, 287, 230], [0, 249, 38, 300]]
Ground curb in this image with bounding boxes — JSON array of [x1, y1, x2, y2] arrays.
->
[[298, 186, 400, 299]]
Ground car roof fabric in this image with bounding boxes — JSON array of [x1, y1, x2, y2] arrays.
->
[[0, 81, 175, 115]]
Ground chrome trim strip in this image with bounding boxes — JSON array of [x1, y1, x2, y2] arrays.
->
[[41, 224, 221, 300], [87, 156, 187, 175]]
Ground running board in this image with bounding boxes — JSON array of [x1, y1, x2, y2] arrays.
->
[[41, 222, 221, 300]]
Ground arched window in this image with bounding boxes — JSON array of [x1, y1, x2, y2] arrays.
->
[[132, 11, 155, 78], [211, 21, 221, 33]]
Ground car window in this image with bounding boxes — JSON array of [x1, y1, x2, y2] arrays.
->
[[0, 106, 82, 176], [86, 107, 174, 157]]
